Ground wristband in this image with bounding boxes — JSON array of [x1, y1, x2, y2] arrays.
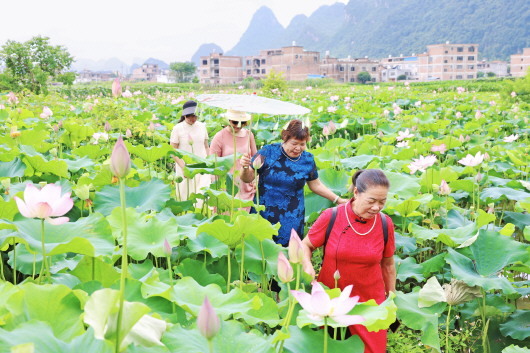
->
[[333, 195, 340, 204], [242, 166, 249, 169]]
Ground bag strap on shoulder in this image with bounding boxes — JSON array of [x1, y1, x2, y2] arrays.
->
[[322, 206, 338, 259]]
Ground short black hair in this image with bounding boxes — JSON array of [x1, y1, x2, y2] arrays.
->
[[352, 169, 390, 193]]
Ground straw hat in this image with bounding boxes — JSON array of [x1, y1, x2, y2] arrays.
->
[[222, 109, 251, 122]]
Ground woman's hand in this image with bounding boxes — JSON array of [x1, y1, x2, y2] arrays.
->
[[336, 197, 348, 205], [240, 153, 251, 168], [240, 153, 255, 183]]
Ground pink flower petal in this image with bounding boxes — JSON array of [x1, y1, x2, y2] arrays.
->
[[333, 314, 365, 326], [32, 202, 53, 219], [290, 290, 314, 313], [310, 288, 332, 317], [23, 183, 41, 208], [49, 192, 74, 217], [14, 197, 32, 218]]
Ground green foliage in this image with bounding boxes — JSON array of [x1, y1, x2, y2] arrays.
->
[[0, 36, 73, 94], [56, 72, 76, 86], [357, 71, 372, 84], [397, 74, 407, 81], [169, 61, 196, 83], [262, 69, 287, 95]]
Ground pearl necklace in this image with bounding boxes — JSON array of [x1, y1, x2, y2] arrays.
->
[[280, 144, 301, 162], [344, 204, 377, 236]]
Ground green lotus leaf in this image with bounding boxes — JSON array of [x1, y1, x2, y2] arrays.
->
[[395, 256, 424, 282], [234, 234, 282, 276], [4, 283, 85, 341], [0, 197, 18, 223], [176, 258, 226, 289], [127, 143, 174, 163], [187, 232, 229, 259], [61, 156, 95, 173], [197, 214, 279, 248], [341, 155, 378, 170], [386, 171, 421, 199], [476, 209, 496, 228], [503, 211, 530, 231], [162, 320, 275, 353], [480, 187, 530, 202], [348, 293, 398, 332], [500, 223, 516, 236], [18, 128, 53, 153], [318, 168, 350, 195], [0, 158, 26, 177], [12, 213, 115, 257], [94, 178, 170, 216], [305, 191, 333, 223], [84, 288, 167, 351], [171, 276, 279, 326], [70, 255, 120, 287], [505, 150, 527, 167], [72, 144, 111, 160], [7, 243, 68, 275], [395, 291, 446, 352], [409, 223, 476, 247], [393, 199, 421, 217], [204, 189, 254, 211], [107, 208, 182, 260], [448, 179, 474, 193], [0, 145, 19, 162], [140, 268, 172, 300], [22, 153, 69, 178], [59, 122, 95, 147], [420, 167, 458, 191], [420, 253, 447, 277], [418, 276, 446, 307], [502, 344, 530, 353], [499, 310, 530, 340], [170, 149, 235, 176], [0, 322, 113, 353], [284, 325, 364, 353]]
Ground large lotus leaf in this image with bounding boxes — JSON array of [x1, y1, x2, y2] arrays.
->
[[59, 122, 95, 147], [176, 258, 226, 289], [420, 167, 458, 191], [393, 199, 421, 217], [107, 208, 182, 260], [72, 144, 111, 160], [138, 268, 172, 300], [70, 255, 120, 287], [162, 320, 275, 353], [284, 325, 364, 353], [395, 256, 424, 282], [0, 321, 113, 353], [0, 158, 25, 177], [0, 145, 19, 162], [502, 345, 530, 353], [127, 143, 173, 163], [19, 129, 53, 153], [305, 191, 333, 223], [0, 197, 18, 223], [445, 249, 517, 295], [0, 281, 20, 325], [477, 209, 497, 228], [94, 178, 170, 215], [4, 283, 85, 341], [395, 291, 446, 352], [186, 232, 229, 259], [11, 213, 115, 257], [170, 150, 235, 177], [504, 211, 530, 231], [318, 168, 350, 195], [84, 288, 167, 351], [409, 223, 477, 247], [420, 253, 447, 277], [7, 243, 67, 275], [171, 276, 279, 326], [197, 214, 279, 248], [386, 171, 421, 199], [500, 310, 530, 340], [341, 155, 378, 170], [505, 150, 528, 167], [418, 277, 446, 308], [348, 293, 398, 332], [234, 235, 282, 276], [61, 156, 95, 173], [22, 154, 69, 178], [204, 189, 254, 211], [481, 187, 530, 202]]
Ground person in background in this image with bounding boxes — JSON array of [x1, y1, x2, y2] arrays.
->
[[210, 110, 258, 207], [240, 119, 347, 246], [170, 100, 210, 201], [301, 169, 396, 353]]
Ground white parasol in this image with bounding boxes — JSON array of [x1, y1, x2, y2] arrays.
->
[[196, 93, 310, 115]]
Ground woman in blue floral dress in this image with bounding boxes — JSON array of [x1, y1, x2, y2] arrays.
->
[[241, 120, 347, 246]]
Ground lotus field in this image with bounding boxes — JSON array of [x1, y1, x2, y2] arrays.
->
[[0, 80, 529, 353]]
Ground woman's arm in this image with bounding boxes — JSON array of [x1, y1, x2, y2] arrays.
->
[[239, 153, 255, 183], [381, 256, 396, 296], [301, 236, 316, 278], [307, 179, 348, 204], [170, 142, 186, 169]]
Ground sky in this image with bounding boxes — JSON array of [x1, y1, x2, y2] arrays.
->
[[1, 0, 347, 65]]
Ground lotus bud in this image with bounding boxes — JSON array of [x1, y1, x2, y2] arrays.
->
[[252, 155, 264, 169], [322, 126, 330, 136], [328, 121, 337, 134], [487, 203, 495, 214], [197, 297, 220, 340], [0, 104, 5, 110], [149, 121, 156, 131], [277, 252, 294, 283], [104, 121, 111, 132], [438, 179, 451, 196], [483, 152, 491, 161], [10, 126, 21, 138], [7, 92, 18, 104], [125, 129, 132, 138], [52, 124, 60, 133], [511, 91, 517, 98], [1, 179, 11, 190], [109, 136, 131, 179], [49, 147, 58, 157], [474, 172, 483, 183], [163, 238, 172, 257], [111, 78, 122, 98], [455, 112, 462, 118], [333, 269, 341, 281], [187, 133, 193, 145], [288, 228, 305, 264], [459, 135, 465, 142], [73, 184, 91, 201]]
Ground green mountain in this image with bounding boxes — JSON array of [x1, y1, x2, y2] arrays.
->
[[229, 0, 530, 60]]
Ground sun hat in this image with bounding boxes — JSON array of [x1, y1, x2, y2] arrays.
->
[[181, 100, 198, 117], [222, 109, 251, 122]]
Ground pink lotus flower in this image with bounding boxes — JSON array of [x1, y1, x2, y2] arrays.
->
[[122, 90, 133, 98], [197, 297, 220, 340], [291, 281, 365, 326], [511, 91, 517, 98], [125, 129, 132, 138], [111, 78, 122, 98], [438, 180, 451, 196], [306, 86, 313, 90], [408, 155, 437, 174], [14, 184, 73, 225], [110, 136, 131, 178], [330, 95, 339, 102], [373, 85, 380, 91], [0, 104, 5, 110], [104, 121, 111, 132], [458, 152, 484, 167], [431, 143, 447, 154], [40, 106, 53, 119], [456, 87, 465, 94], [489, 100, 496, 106], [396, 128, 414, 141], [327, 121, 337, 134], [288, 229, 304, 264], [327, 106, 337, 113], [383, 109, 390, 117], [277, 252, 294, 283], [503, 134, 519, 143], [455, 112, 462, 118], [414, 101, 422, 107], [92, 132, 109, 144], [322, 126, 330, 136], [163, 238, 172, 256], [7, 92, 18, 104], [396, 141, 409, 148], [475, 111, 483, 119]]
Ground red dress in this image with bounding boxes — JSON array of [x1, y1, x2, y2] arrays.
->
[[307, 200, 395, 353]]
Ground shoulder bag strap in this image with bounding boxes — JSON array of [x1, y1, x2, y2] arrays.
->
[[380, 212, 388, 251], [322, 206, 338, 259]]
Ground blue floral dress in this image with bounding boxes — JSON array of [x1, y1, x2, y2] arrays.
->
[[251, 143, 318, 246]]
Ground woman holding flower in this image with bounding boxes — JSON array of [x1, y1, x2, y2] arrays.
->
[[240, 119, 347, 246], [301, 169, 396, 353]]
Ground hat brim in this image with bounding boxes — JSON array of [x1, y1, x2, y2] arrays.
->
[[221, 111, 251, 122], [182, 106, 197, 116]]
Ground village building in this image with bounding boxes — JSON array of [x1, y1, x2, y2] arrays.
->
[[477, 60, 509, 77], [75, 70, 115, 83], [510, 48, 530, 77], [380, 55, 419, 82], [130, 63, 161, 81], [199, 52, 243, 84], [417, 43, 479, 81]]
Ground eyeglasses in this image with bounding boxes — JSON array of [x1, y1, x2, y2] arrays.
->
[[185, 114, 197, 119], [230, 120, 247, 126]]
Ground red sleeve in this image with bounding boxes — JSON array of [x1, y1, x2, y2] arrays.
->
[[383, 214, 395, 258], [307, 207, 334, 248], [209, 130, 223, 157]]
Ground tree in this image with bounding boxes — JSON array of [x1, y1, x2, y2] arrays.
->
[[477, 72, 485, 78], [262, 69, 287, 96], [169, 62, 196, 82], [357, 71, 372, 84], [0, 36, 73, 94], [486, 72, 496, 77]]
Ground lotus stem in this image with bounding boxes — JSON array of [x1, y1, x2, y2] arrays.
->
[[227, 248, 232, 293], [38, 219, 51, 284], [323, 317, 329, 353], [445, 304, 452, 353], [115, 177, 129, 353], [12, 237, 16, 285], [167, 255, 176, 314], [239, 235, 246, 290]]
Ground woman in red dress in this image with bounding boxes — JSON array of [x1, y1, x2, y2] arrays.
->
[[301, 169, 396, 353]]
